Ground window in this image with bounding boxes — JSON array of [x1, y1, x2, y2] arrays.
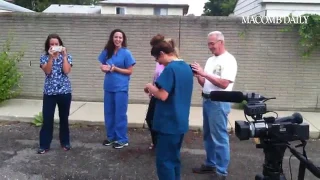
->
[[116, 7, 125, 14], [154, 7, 168, 16]]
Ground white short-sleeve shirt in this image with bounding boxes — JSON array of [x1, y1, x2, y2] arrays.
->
[[202, 51, 238, 94]]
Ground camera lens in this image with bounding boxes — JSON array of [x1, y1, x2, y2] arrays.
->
[[235, 121, 251, 140]]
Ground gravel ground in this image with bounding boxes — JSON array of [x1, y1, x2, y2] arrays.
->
[[0, 121, 319, 180]]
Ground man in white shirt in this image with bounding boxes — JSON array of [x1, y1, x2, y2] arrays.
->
[[190, 31, 237, 180]]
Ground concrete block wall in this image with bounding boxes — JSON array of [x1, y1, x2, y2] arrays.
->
[[0, 13, 319, 111]]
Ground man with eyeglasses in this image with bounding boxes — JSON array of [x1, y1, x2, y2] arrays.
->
[[190, 31, 238, 180]]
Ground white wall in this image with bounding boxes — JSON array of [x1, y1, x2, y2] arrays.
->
[[261, 0, 320, 3], [101, 5, 184, 15], [0, 9, 12, 12], [265, 3, 320, 16], [168, 8, 183, 16], [234, 0, 265, 16], [234, 0, 320, 17]]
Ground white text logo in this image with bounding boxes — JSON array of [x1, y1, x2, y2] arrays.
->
[[242, 16, 309, 24]]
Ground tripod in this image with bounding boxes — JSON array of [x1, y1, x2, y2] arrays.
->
[[255, 139, 288, 180]]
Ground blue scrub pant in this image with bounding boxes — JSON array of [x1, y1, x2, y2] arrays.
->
[[156, 132, 184, 180], [202, 98, 231, 176], [104, 91, 128, 143]]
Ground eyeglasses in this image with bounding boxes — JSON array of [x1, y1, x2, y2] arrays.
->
[[208, 40, 221, 46], [153, 51, 163, 61]]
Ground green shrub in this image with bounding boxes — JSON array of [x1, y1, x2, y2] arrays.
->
[[281, 14, 320, 58], [236, 100, 247, 110], [31, 112, 43, 127], [0, 35, 24, 103]]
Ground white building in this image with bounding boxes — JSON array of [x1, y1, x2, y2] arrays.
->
[[98, 0, 189, 16], [43, 4, 101, 14], [0, 0, 34, 13], [233, 0, 320, 17]]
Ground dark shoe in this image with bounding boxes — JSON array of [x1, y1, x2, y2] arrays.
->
[[212, 173, 227, 180], [37, 148, 49, 154], [112, 142, 129, 149], [192, 164, 216, 174], [62, 145, 71, 151], [103, 139, 116, 146]]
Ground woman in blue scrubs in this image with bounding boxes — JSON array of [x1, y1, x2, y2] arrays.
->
[[144, 34, 194, 180], [145, 36, 180, 150], [98, 29, 136, 149]]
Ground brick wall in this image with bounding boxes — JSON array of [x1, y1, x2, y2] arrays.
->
[[0, 13, 319, 111]]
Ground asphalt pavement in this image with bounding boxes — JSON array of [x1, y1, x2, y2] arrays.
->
[[0, 121, 319, 180]]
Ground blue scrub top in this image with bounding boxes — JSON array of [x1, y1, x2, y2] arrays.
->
[[98, 48, 136, 92], [153, 60, 194, 134]]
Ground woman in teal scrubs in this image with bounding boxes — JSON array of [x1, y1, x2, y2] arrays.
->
[[98, 29, 136, 149], [145, 37, 180, 150], [144, 34, 194, 180]]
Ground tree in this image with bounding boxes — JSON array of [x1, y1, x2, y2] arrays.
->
[[202, 0, 238, 16]]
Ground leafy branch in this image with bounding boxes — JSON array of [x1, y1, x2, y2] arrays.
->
[[31, 112, 43, 127], [238, 24, 250, 38], [202, 0, 237, 16], [281, 14, 320, 58]]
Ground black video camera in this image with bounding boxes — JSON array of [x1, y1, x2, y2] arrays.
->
[[233, 92, 309, 142], [208, 91, 320, 180]]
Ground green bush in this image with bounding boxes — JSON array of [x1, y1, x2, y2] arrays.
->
[[281, 13, 320, 58], [235, 100, 247, 110], [0, 36, 24, 103], [31, 112, 43, 127]]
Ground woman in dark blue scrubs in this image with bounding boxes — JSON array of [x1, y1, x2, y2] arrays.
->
[[38, 33, 73, 154], [144, 34, 194, 180], [98, 29, 136, 149]]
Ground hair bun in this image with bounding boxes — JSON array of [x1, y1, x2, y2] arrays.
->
[[165, 38, 175, 49], [150, 34, 165, 46]]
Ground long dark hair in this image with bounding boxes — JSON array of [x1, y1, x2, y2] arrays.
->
[[104, 29, 127, 60], [44, 34, 64, 55]]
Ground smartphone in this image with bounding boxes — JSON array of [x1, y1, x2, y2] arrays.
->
[[52, 46, 63, 52], [189, 64, 196, 73]]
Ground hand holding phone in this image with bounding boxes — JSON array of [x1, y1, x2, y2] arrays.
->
[[189, 64, 197, 73], [190, 62, 205, 76], [52, 46, 63, 52], [48, 46, 59, 57]]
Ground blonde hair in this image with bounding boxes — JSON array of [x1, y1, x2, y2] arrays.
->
[[150, 34, 180, 58], [164, 38, 180, 58]]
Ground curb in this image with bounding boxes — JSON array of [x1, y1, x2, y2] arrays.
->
[[0, 115, 318, 139], [0, 115, 234, 132]]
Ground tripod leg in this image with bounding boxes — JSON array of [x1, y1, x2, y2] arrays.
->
[[260, 142, 287, 180], [255, 174, 286, 180]]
